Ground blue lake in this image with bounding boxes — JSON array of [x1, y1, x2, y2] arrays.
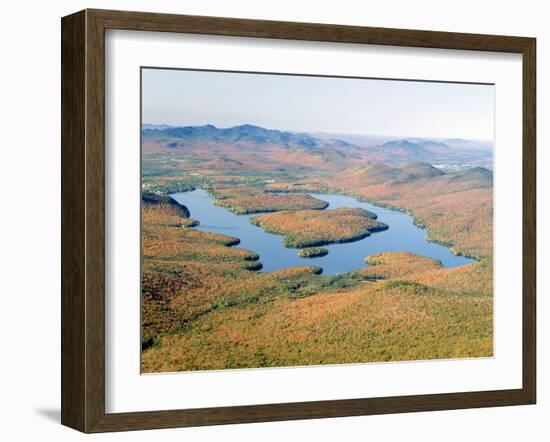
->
[[171, 189, 473, 275]]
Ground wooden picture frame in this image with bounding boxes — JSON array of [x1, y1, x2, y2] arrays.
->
[[61, 8, 536, 433]]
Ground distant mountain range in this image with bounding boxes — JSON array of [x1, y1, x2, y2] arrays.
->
[[369, 139, 447, 162], [142, 123, 174, 131], [142, 123, 493, 169], [143, 123, 328, 149]]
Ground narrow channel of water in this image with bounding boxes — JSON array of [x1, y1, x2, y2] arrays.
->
[[171, 189, 473, 275]]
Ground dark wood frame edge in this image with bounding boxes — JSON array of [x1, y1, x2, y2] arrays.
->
[[61, 9, 536, 433]]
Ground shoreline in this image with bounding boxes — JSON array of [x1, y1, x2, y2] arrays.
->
[[168, 187, 475, 274], [208, 184, 484, 261]]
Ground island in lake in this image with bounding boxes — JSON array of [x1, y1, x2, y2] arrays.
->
[[140, 68, 494, 373]]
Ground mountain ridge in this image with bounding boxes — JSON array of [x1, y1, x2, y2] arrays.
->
[[143, 123, 321, 149], [142, 123, 493, 169]]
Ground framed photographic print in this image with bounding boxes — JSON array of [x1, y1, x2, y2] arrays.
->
[[61, 9, 536, 433]]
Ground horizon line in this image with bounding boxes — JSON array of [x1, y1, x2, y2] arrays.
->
[[141, 122, 494, 143]]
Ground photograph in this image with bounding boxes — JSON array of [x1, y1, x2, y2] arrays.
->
[[140, 68, 495, 373]]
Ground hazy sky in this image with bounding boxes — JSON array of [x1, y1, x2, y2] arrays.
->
[[142, 68, 494, 140]]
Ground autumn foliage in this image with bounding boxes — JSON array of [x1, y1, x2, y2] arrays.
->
[[298, 247, 329, 258], [213, 190, 328, 214], [251, 207, 388, 248], [140, 149, 494, 372]]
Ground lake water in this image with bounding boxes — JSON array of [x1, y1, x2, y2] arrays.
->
[[171, 189, 473, 275]]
